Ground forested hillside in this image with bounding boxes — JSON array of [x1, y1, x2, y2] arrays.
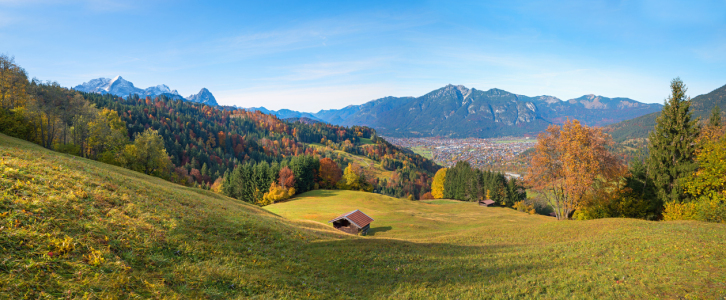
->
[[0, 55, 439, 202]]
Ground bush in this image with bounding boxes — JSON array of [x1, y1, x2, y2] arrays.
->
[[697, 197, 726, 223], [0, 108, 33, 141], [513, 201, 535, 215], [259, 182, 295, 206], [421, 192, 435, 200], [662, 202, 699, 221]]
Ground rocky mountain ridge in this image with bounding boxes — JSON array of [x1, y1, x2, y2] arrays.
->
[[73, 76, 218, 106], [251, 84, 663, 138]]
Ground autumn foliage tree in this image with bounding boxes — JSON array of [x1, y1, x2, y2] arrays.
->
[[120, 129, 172, 178], [431, 168, 446, 199], [318, 157, 342, 189], [676, 111, 726, 222], [526, 119, 627, 220], [343, 163, 361, 190], [278, 166, 295, 189]]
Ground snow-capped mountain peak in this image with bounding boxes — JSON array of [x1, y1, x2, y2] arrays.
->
[[187, 88, 218, 106], [73, 77, 216, 106]]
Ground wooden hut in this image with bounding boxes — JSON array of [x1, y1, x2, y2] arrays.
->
[[479, 199, 495, 207], [328, 210, 374, 235]]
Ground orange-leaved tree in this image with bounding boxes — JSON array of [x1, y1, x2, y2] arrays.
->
[[318, 158, 342, 189], [526, 119, 626, 220]]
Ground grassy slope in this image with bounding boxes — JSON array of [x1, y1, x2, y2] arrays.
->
[[2, 134, 726, 299], [0, 134, 349, 299], [267, 191, 726, 299]]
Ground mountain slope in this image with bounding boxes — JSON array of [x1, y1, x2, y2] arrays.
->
[[607, 83, 726, 141], [259, 85, 662, 138], [2, 134, 725, 299]]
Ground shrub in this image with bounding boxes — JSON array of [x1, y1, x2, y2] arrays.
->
[[662, 202, 699, 221], [513, 201, 535, 215], [697, 197, 726, 223], [259, 182, 295, 206]]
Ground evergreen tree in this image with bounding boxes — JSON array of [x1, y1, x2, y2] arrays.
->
[[708, 105, 721, 127], [201, 162, 208, 177], [647, 78, 699, 204]]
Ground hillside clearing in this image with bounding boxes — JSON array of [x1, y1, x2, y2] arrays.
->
[[306, 143, 394, 180], [1, 134, 725, 299]]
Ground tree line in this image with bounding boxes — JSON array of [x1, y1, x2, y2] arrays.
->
[[426, 161, 527, 209]]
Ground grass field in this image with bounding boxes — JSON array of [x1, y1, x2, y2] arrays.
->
[[267, 191, 726, 299], [2, 134, 726, 299], [358, 137, 374, 145], [410, 146, 434, 159]]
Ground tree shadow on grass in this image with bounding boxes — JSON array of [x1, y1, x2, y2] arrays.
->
[[301, 190, 341, 198], [366, 226, 392, 236]]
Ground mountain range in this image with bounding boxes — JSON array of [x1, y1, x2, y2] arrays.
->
[[73, 76, 218, 106], [250, 84, 663, 138], [606, 83, 726, 141]]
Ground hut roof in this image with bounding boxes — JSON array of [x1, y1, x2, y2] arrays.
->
[[481, 199, 495, 205], [328, 209, 374, 228]]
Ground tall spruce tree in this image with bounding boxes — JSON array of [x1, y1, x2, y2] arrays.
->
[[647, 78, 699, 204], [708, 105, 721, 127]]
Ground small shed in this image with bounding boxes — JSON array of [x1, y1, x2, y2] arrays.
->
[[479, 199, 496, 207], [328, 209, 374, 235]]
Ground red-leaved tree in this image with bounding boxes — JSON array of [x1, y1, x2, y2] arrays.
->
[[318, 158, 342, 189], [279, 166, 295, 189]]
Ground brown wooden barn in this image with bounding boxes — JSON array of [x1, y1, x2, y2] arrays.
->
[[479, 199, 495, 207], [328, 210, 374, 235]]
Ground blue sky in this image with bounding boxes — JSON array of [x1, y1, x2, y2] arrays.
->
[[1, 0, 725, 111]]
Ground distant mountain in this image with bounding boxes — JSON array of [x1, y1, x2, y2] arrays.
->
[[257, 85, 662, 138], [186, 88, 218, 106], [606, 83, 726, 141], [74, 76, 217, 106], [246, 107, 324, 122]]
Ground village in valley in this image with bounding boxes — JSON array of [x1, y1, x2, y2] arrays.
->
[[384, 136, 536, 176]]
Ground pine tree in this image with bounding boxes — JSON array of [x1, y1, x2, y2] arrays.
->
[[708, 105, 721, 127], [647, 78, 699, 204], [201, 162, 208, 177]]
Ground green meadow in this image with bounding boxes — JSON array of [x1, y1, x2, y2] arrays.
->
[[2, 133, 725, 299]]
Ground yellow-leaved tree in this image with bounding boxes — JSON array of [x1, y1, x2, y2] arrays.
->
[[120, 129, 172, 178], [678, 121, 726, 222], [431, 168, 446, 199], [343, 163, 360, 190], [259, 182, 295, 206]]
